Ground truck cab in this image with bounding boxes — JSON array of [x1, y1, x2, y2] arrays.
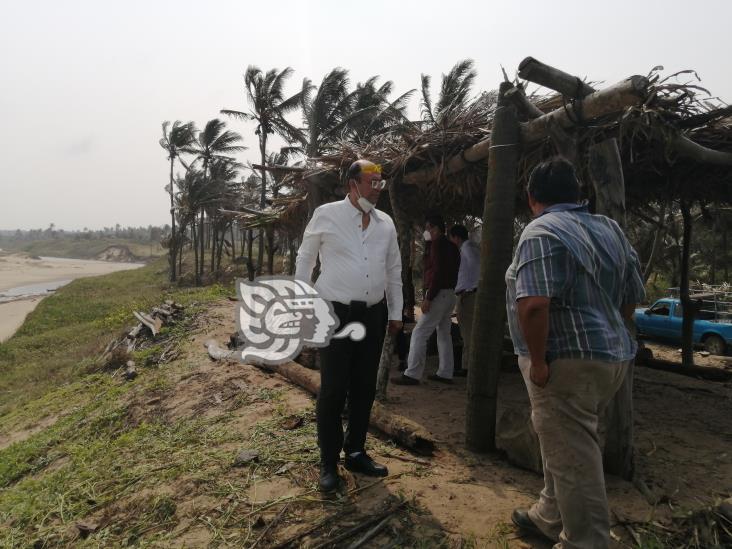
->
[[635, 297, 732, 355]]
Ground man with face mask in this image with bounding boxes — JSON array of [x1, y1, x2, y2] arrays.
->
[[392, 213, 460, 385], [296, 159, 403, 493]]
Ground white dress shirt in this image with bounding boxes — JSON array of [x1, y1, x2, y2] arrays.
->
[[455, 240, 480, 293], [295, 197, 403, 320]]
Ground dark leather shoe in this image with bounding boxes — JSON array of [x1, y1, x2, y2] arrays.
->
[[427, 373, 453, 384], [319, 464, 340, 493], [453, 368, 468, 377], [344, 453, 388, 477], [391, 374, 419, 385], [511, 509, 551, 540]]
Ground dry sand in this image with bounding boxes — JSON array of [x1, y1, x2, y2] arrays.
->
[[0, 253, 144, 342]]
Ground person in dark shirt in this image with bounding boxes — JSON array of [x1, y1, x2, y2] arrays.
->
[[392, 213, 460, 384]]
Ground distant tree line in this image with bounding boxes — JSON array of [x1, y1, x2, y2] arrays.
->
[[0, 224, 169, 243]]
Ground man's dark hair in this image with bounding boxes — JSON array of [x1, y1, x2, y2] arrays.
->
[[425, 213, 445, 233], [527, 157, 581, 205], [449, 224, 469, 241]]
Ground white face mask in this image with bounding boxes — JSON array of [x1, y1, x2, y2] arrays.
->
[[423, 230, 432, 241], [354, 184, 374, 214]]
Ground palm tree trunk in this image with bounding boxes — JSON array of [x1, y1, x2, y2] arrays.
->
[[466, 83, 520, 452], [643, 202, 669, 283], [210, 221, 217, 273], [230, 222, 236, 259], [168, 157, 177, 282], [198, 209, 205, 283], [192, 222, 200, 286], [680, 198, 694, 368], [258, 136, 267, 275]]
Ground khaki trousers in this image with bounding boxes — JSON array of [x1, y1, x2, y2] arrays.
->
[[456, 292, 476, 370], [518, 355, 630, 549]]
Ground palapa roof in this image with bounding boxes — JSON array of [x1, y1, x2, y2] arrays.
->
[[231, 66, 732, 231]]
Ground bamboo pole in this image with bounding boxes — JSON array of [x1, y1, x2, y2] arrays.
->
[[465, 82, 521, 452]]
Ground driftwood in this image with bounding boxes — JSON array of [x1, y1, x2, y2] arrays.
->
[[205, 342, 436, 454]]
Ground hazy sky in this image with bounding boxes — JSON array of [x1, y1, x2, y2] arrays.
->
[[1, 0, 730, 231]]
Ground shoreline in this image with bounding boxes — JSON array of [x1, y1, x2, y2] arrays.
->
[[0, 253, 145, 342]]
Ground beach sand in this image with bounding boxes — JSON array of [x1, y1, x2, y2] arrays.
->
[[0, 253, 144, 342]]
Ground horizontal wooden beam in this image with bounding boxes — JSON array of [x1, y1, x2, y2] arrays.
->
[[251, 163, 305, 173], [403, 76, 650, 186]]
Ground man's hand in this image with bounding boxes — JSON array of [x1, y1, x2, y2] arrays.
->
[[421, 299, 431, 314], [529, 359, 550, 388], [388, 320, 403, 335]]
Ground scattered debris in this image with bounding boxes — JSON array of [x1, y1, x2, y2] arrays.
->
[[279, 416, 303, 430], [233, 448, 260, 466], [100, 301, 184, 373], [124, 360, 137, 381], [75, 522, 98, 539]]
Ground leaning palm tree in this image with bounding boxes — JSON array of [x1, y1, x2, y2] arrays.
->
[[182, 119, 245, 284], [159, 120, 196, 281], [222, 66, 310, 274], [420, 59, 477, 128], [347, 77, 415, 142]]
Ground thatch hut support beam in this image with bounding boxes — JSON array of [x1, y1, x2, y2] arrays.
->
[[589, 138, 635, 480], [670, 136, 732, 166], [251, 163, 305, 173], [402, 76, 650, 186], [466, 82, 520, 452], [518, 56, 595, 98]]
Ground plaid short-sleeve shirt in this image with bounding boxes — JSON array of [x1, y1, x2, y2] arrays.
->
[[505, 203, 645, 362]]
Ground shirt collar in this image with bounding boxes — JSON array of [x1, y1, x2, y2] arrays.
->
[[343, 195, 381, 222], [539, 201, 589, 217]]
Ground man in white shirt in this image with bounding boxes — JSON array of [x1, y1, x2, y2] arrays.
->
[[449, 224, 481, 376], [295, 159, 403, 493]]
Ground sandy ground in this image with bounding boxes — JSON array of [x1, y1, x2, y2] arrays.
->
[[0, 253, 144, 341]]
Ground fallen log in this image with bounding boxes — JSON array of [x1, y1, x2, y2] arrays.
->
[[205, 342, 436, 454]]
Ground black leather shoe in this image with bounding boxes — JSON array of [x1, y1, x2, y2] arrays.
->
[[391, 374, 419, 385], [453, 368, 468, 377], [427, 373, 453, 384], [344, 452, 388, 477], [511, 509, 551, 540], [319, 464, 340, 493]]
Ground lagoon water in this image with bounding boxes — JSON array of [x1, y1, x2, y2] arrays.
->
[[0, 254, 144, 341]]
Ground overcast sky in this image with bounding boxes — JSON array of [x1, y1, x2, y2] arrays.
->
[[1, 0, 730, 230]]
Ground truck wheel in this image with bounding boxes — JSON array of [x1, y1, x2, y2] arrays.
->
[[704, 335, 726, 356]]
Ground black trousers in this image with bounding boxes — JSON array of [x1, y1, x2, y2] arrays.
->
[[317, 300, 387, 466]]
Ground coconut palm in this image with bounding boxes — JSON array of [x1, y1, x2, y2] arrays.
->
[[159, 120, 196, 281], [182, 119, 245, 284], [222, 66, 310, 274], [420, 59, 477, 128], [347, 77, 414, 142]]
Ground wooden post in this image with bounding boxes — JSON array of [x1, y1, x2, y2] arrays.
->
[[389, 177, 415, 321], [375, 332, 394, 402], [466, 82, 520, 452], [589, 138, 635, 480]]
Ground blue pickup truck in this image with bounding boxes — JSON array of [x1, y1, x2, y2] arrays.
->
[[635, 298, 732, 355]]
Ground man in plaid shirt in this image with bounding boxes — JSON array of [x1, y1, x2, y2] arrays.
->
[[505, 157, 645, 549]]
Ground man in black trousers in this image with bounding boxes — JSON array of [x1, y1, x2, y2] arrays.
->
[[295, 159, 403, 492]]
